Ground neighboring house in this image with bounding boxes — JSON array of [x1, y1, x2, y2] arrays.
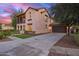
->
[[0, 24, 14, 30], [16, 7, 53, 34]]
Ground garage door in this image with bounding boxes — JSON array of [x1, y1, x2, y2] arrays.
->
[[53, 25, 66, 33]]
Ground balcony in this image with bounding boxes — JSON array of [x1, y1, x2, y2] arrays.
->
[[17, 19, 25, 24]]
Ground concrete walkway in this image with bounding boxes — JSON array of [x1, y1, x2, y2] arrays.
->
[[0, 33, 65, 56], [49, 46, 79, 56]]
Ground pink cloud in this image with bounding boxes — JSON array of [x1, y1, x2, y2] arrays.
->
[[0, 17, 11, 24]]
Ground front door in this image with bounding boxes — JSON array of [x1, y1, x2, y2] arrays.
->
[[28, 25, 32, 31]]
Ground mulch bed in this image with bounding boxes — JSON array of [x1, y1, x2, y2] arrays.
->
[[48, 51, 67, 56], [54, 35, 79, 49], [48, 35, 79, 56]]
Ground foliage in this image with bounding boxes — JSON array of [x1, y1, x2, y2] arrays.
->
[[0, 32, 5, 39], [51, 3, 79, 26], [3, 31, 11, 37], [0, 30, 13, 40], [12, 16, 17, 29]]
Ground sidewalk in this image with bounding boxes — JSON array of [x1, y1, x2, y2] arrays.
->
[[49, 46, 79, 56]]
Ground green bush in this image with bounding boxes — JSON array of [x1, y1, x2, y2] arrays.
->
[[0, 30, 17, 40], [0, 30, 12, 40], [0, 32, 5, 40], [3, 31, 11, 37]]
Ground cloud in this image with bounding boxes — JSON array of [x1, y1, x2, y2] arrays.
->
[[0, 16, 11, 24], [1, 13, 11, 17]]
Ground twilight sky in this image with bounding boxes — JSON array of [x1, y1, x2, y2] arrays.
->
[[0, 3, 55, 24]]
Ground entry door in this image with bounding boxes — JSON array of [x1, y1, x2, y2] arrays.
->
[[28, 25, 32, 31]]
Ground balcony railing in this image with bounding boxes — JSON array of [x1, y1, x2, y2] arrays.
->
[[17, 19, 25, 24]]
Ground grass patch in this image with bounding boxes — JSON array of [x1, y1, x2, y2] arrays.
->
[[73, 33, 79, 46], [14, 34, 32, 39]]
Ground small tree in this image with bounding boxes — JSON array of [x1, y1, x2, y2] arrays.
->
[[12, 16, 17, 29], [11, 8, 23, 30]]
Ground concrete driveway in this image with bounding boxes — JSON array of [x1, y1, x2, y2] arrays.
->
[[0, 33, 65, 56]]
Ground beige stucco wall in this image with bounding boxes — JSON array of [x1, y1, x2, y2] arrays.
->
[[30, 8, 52, 34], [34, 9, 52, 34]]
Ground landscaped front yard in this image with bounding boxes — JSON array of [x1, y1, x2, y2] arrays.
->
[[14, 34, 32, 39]]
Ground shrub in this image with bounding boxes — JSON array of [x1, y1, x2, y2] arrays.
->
[[0, 30, 12, 40], [0, 32, 5, 40], [3, 31, 11, 37]]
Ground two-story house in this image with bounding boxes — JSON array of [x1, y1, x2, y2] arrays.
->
[[16, 7, 53, 34]]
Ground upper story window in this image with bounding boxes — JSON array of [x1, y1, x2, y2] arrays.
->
[[45, 14, 48, 17], [23, 15, 25, 19], [45, 14, 48, 22], [23, 19, 25, 23], [40, 12, 43, 14], [28, 19, 32, 21], [29, 12, 31, 19], [28, 23, 32, 25], [29, 12, 31, 14]]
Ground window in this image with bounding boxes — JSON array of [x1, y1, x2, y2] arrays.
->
[[23, 19, 25, 23], [28, 19, 32, 21], [40, 12, 43, 14], [45, 14, 48, 22], [19, 17, 22, 23], [23, 15, 25, 18], [28, 23, 32, 25], [45, 14, 48, 17], [29, 12, 31, 14], [29, 12, 31, 19]]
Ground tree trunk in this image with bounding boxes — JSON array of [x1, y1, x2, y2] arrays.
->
[[67, 26, 70, 36]]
